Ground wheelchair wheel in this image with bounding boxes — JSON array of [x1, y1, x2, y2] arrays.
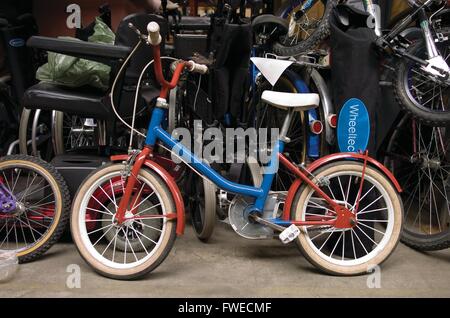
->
[[52, 111, 98, 154], [19, 108, 54, 160], [20, 109, 99, 158]]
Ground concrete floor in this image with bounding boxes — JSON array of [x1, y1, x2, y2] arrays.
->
[[1, 222, 449, 298]]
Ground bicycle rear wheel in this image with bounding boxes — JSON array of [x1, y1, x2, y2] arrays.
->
[[291, 161, 403, 275]]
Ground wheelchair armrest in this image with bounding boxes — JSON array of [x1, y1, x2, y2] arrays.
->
[[27, 36, 131, 65]]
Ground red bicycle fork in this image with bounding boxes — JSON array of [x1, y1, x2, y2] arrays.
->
[[115, 45, 187, 225], [115, 147, 152, 224]]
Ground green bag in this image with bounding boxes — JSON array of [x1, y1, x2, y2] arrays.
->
[[36, 17, 115, 91]]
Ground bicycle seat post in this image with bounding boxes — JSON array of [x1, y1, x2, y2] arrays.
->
[[279, 109, 294, 144]]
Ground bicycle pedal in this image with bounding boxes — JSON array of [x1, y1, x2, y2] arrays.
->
[[279, 224, 300, 244]]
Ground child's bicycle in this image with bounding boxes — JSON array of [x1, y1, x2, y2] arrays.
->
[[70, 21, 404, 280], [0, 155, 70, 262]]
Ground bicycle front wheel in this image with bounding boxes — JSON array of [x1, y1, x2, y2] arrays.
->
[[394, 28, 450, 125], [71, 163, 177, 280]]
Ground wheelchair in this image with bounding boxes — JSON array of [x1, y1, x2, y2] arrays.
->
[[18, 13, 191, 197], [0, 12, 41, 155], [19, 13, 168, 159]]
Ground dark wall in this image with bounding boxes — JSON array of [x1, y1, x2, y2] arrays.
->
[[0, 0, 33, 20]]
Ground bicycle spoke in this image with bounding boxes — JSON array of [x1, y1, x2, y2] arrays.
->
[[125, 229, 139, 262], [86, 206, 114, 216], [88, 223, 114, 236], [355, 225, 378, 247], [132, 227, 158, 245], [134, 203, 162, 217], [318, 228, 337, 252], [11, 169, 22, 194], [356, 194, 384, 214], [139, 222, 163, 233], [92, 224, 115, 247], [91, 196, 115, 216], [15, 217, 44, 237], [351, 185, 376, 211], [130, 182, 145, 212], [329, 232, 343, 258], [357, 207, 388, 216], [131, 190, 155, 213], [358, 221, 386, 236], [123, 227, 128, 264], [130, 225, 149, 255], [99, 185, 118, 210], [351, 228, 369, 256], [350, 230, 357, 260]]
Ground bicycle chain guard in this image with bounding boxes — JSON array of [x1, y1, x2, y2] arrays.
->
[[228, 192, 285, 240]]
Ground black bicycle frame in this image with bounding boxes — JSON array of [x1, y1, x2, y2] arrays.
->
[[384, 0, 436, 43], [374, 0, 448, 74]]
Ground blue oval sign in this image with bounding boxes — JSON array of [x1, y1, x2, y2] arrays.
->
[[337, 98, 370, 153], [9, 38, 25, 47]]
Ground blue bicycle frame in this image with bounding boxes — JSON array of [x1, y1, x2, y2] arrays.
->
[[145, 106, 284, 213], [112, 40, 337, 229]]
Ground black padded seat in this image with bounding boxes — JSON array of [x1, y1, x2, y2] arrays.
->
[[22, 82, 111, 119]]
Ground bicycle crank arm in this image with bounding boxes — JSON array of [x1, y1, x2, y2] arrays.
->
[[250, 215, 286, 232]]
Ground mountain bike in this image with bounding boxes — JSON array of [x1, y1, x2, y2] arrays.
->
[[274, 0, 450, 125], [70, 21, 403, 279]]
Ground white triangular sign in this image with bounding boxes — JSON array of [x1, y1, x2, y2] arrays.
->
[[251, 57, 294, 87]]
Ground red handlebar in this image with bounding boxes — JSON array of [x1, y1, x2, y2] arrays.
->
[[152, 45, 186, 99], [148, 22, 207, 99]]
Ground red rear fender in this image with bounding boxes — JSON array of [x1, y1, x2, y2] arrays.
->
[[283, 152, 402, 221]]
